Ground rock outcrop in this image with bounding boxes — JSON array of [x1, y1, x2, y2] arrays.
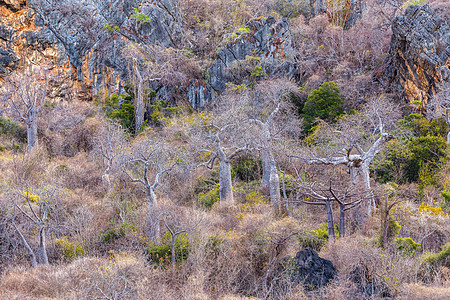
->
[[310, 0, 364, 29], [272, 248, 336, 293], [379, 5, 449, 105], [188, 16, 298, 109]]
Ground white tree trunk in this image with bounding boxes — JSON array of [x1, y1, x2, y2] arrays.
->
[[361, 164, 374, 217], [27, 105, 38, 151], [219, 159, 234, 206], [147, 188, 160, 242], [261, 148, 271, 190], [37, 227, 48, 265]]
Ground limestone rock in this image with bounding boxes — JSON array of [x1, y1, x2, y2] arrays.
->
[[310, 0, 364, 29], [379, 5, 449, 105], [0, 48, 18, 76], [189, 15, 297, 109]]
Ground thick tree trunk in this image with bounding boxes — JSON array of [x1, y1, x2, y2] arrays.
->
[[325, 200, 335, 240], [27, 106, 38, 152], [37, 227, 48, 264], [147, 188, 160, 242], [261, 148, 271, 190], [263, 148, 286, 216], [219, 159, 234, 206], [361, 164, 374, 217]]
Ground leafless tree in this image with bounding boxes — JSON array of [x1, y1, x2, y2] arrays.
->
[[124, 139, 178, 242], [2, 66, 48, 152], [10, 187, 57, 267], [94, 121, 127, 186], [192, 101, 252, 206], [245, 79, 301, 216], [290, 97, 401, 218]]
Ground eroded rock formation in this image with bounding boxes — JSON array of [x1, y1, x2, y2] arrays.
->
[[379, 5, 449, 105]]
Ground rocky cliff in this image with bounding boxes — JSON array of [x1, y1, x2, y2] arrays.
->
[[379, 5, 449, 105]]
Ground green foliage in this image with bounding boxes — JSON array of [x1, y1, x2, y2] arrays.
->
[[377, 220, 401, 247], [373, 115, 447, 188], [297, 223, 338, 251], [102, 93, 135, 132], [149, 99, 180, 127], [55, 236, 84, 260], [146, 231, 190, 265], [232, 156, 262, 182], [198, 184, 220, 209], [131, 7, 150, 23], [395, 237, 421, 257], [101, 222, 137, 243], [302, 81, 344, 132], [441, 190, 450, 213], [104, 23, 120, 32], [205, 234, 223, 258], [0, 117, 27, 151], [422, 242, 450, 266]]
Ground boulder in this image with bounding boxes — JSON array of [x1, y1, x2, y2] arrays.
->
[[287, 248, 337, 290], [378, 5, 449, 105], [310, 0, 364, 29], [0, 47, 18, 76], [1, 0, 27, 12]]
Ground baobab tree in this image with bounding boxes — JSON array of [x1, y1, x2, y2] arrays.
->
[[10, 187, 57, 267], [245, 79, 301, 216], [2, 67, 48, 152], [290, 97, 401, 218], [192, 97, 252, 206], [124, 138, 178, 242]]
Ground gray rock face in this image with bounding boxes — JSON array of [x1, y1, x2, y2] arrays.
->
[[287, 248, 337, 290], [309, 0, 364, 29], [0, 47, 18, 76], [189, 16, 297, 110], [379, 5, 449, 104]]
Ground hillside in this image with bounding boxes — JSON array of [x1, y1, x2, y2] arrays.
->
[[0, 1, 449, 299]]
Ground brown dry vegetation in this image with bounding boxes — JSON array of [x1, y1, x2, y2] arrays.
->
[[0, 0, 449, 299]]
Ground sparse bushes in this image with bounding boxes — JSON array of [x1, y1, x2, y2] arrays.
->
[[146, 231, 190, 265], [55, 236, 85, 261]]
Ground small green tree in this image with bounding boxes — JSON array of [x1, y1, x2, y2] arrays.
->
[[302, 81, 344, 132]]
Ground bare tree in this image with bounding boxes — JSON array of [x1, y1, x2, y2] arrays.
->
[[124, 139, 178, 242], [245, 79, 301, 216], [94, 121, 127, 187], [2, 67, 48, 152], [10, 187, 57, 267], [290, 97, 400, 218]]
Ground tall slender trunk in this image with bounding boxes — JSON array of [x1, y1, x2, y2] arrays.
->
[[325, 200, 335, 240], [13, 223, 37, 267], [147, 188, 160, 242], [134, 64, 144, 133], [261, 148, 271, 190], [339, 204, 345, 238], [37, 227, 48, 264], [219, 158, 234, 206], [27, 105, 38, 152], [262, 148, 285, 216]]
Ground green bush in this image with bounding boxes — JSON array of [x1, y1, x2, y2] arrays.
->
[[146, 231, 190, 265], [302, 81, 344, 132], [395, 237, 421, 257], [102, 93, 135, 132], [422, 242, 450, 267], [198, 184, 220, 209], [149, 99, 180, 127], [55, 236, 84, 260], [101, 222, 137, 243], [232, 156, 262, 182], [298, 223, 338, 251]]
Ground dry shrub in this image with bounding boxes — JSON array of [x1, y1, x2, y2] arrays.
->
[[399, 283, 450, 300], [323, 236, 420, 298]]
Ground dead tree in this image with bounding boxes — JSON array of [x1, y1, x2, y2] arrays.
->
[[290, 97, 400, 218], [125, 141, 177, 242], [2, 67, 48, 152], [11, 187, 57, 267]]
